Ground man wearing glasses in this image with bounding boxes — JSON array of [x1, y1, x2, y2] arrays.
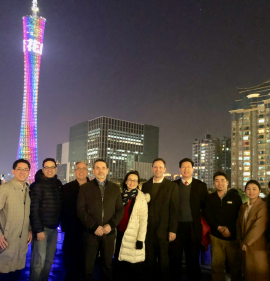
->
[[62, 161, 90, 281], [29, 158, 63, 281], [0, 159, 32, 281]]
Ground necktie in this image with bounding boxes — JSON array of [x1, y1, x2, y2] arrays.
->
[[99, 184, 105, 198], [185, 181, 188, 186]]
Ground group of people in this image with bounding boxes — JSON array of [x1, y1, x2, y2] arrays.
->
[[0, 157, 269, 281]]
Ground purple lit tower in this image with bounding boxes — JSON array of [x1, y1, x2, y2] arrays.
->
[[17, 0, 46, 182]]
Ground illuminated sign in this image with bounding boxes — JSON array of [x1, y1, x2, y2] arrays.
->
[[23, 39, 43, 54]]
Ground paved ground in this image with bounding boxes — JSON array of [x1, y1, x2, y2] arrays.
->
[[19, 231, 212, 281]]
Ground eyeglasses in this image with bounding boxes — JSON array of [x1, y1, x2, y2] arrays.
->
[[75, 167, 88, 171], [15, 168, 30, 172], [43, 166, 56, 170], [127, 179, 138, 183]]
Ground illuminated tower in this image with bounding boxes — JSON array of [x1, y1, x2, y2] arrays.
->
[[17, 0, 46, 181]]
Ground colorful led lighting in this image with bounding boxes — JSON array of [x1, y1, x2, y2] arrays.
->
[[17, 9, 46, 182]]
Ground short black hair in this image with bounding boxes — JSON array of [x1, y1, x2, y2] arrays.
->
[[122, 171, 140, 191], [43, 158, 57, 167], [13, 159, 31, 170], [245, 180, 261, 191], [179, 158, 194, 168], [93, 159, 108, 169], [213, 171, 228, 181], [152, 158, 166, 167]]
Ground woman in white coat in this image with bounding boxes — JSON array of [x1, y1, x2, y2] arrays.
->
[[114, 171, 148, 281]]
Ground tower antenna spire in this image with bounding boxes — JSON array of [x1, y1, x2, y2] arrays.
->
[[32, 0, 39, 17]]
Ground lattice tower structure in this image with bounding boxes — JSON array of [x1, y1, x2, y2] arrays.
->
[[17, 1, 46, 182]]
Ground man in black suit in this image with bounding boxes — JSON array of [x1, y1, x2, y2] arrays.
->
[[62, 161, 90, 281], [142, 158, 179, 281], [169, 158, 208, 281], [77, 159, 124, 281]]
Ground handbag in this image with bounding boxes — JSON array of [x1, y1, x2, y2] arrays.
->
[[0, 223, 8, 254]]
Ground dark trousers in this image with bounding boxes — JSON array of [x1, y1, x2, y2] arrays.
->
[[145, 225, 169, 281], [169, 222, 201, 281], [84, 232, 115, 281], [63, 230, 84, 281], [0, 270, 21, 281], [113, 231, 143, 281]]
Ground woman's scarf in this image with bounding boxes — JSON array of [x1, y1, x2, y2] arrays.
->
[[122, 188, 138, 207]]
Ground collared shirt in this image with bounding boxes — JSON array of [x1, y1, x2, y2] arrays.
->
[[96, 179, 106, 186], [181, 177, 192, 186], [245, 200, 253, 223], [153, 177, 164, 184]]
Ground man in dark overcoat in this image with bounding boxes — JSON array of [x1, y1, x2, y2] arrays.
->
[[62, 161, 90, 281], [169, 158, 208, 281], [142, 158, 179, 281]]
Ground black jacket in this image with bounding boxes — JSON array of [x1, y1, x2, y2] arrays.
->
[[204, 190, 242, 241], [61, 178, 90, 233], [77, 179, 124, 235], [174, 178, 208, 244], [142, 178, 179, 240], [30, 170, 63, 233]]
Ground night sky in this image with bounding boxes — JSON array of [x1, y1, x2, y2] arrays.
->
[[1, 0, 270, 176]]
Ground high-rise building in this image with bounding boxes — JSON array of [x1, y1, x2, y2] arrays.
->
[[17, 0, 46, 182], [164, 173, 173, 181], [192, 134, 221, 189], [126, 161, 153, 180], [192, 135, 231, 189], [56, 142, 69, 184], [220, 137, 231, 182], [68, 116, 159, 181], [229, 79, 270, 190]]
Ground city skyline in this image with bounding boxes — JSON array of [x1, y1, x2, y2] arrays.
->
[[1, 1, 270, 176]]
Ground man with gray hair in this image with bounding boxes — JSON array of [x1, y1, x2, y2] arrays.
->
[[62, 161, 90, 281]]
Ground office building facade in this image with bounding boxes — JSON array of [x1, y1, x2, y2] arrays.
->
[[68, 116, 159, 180]]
